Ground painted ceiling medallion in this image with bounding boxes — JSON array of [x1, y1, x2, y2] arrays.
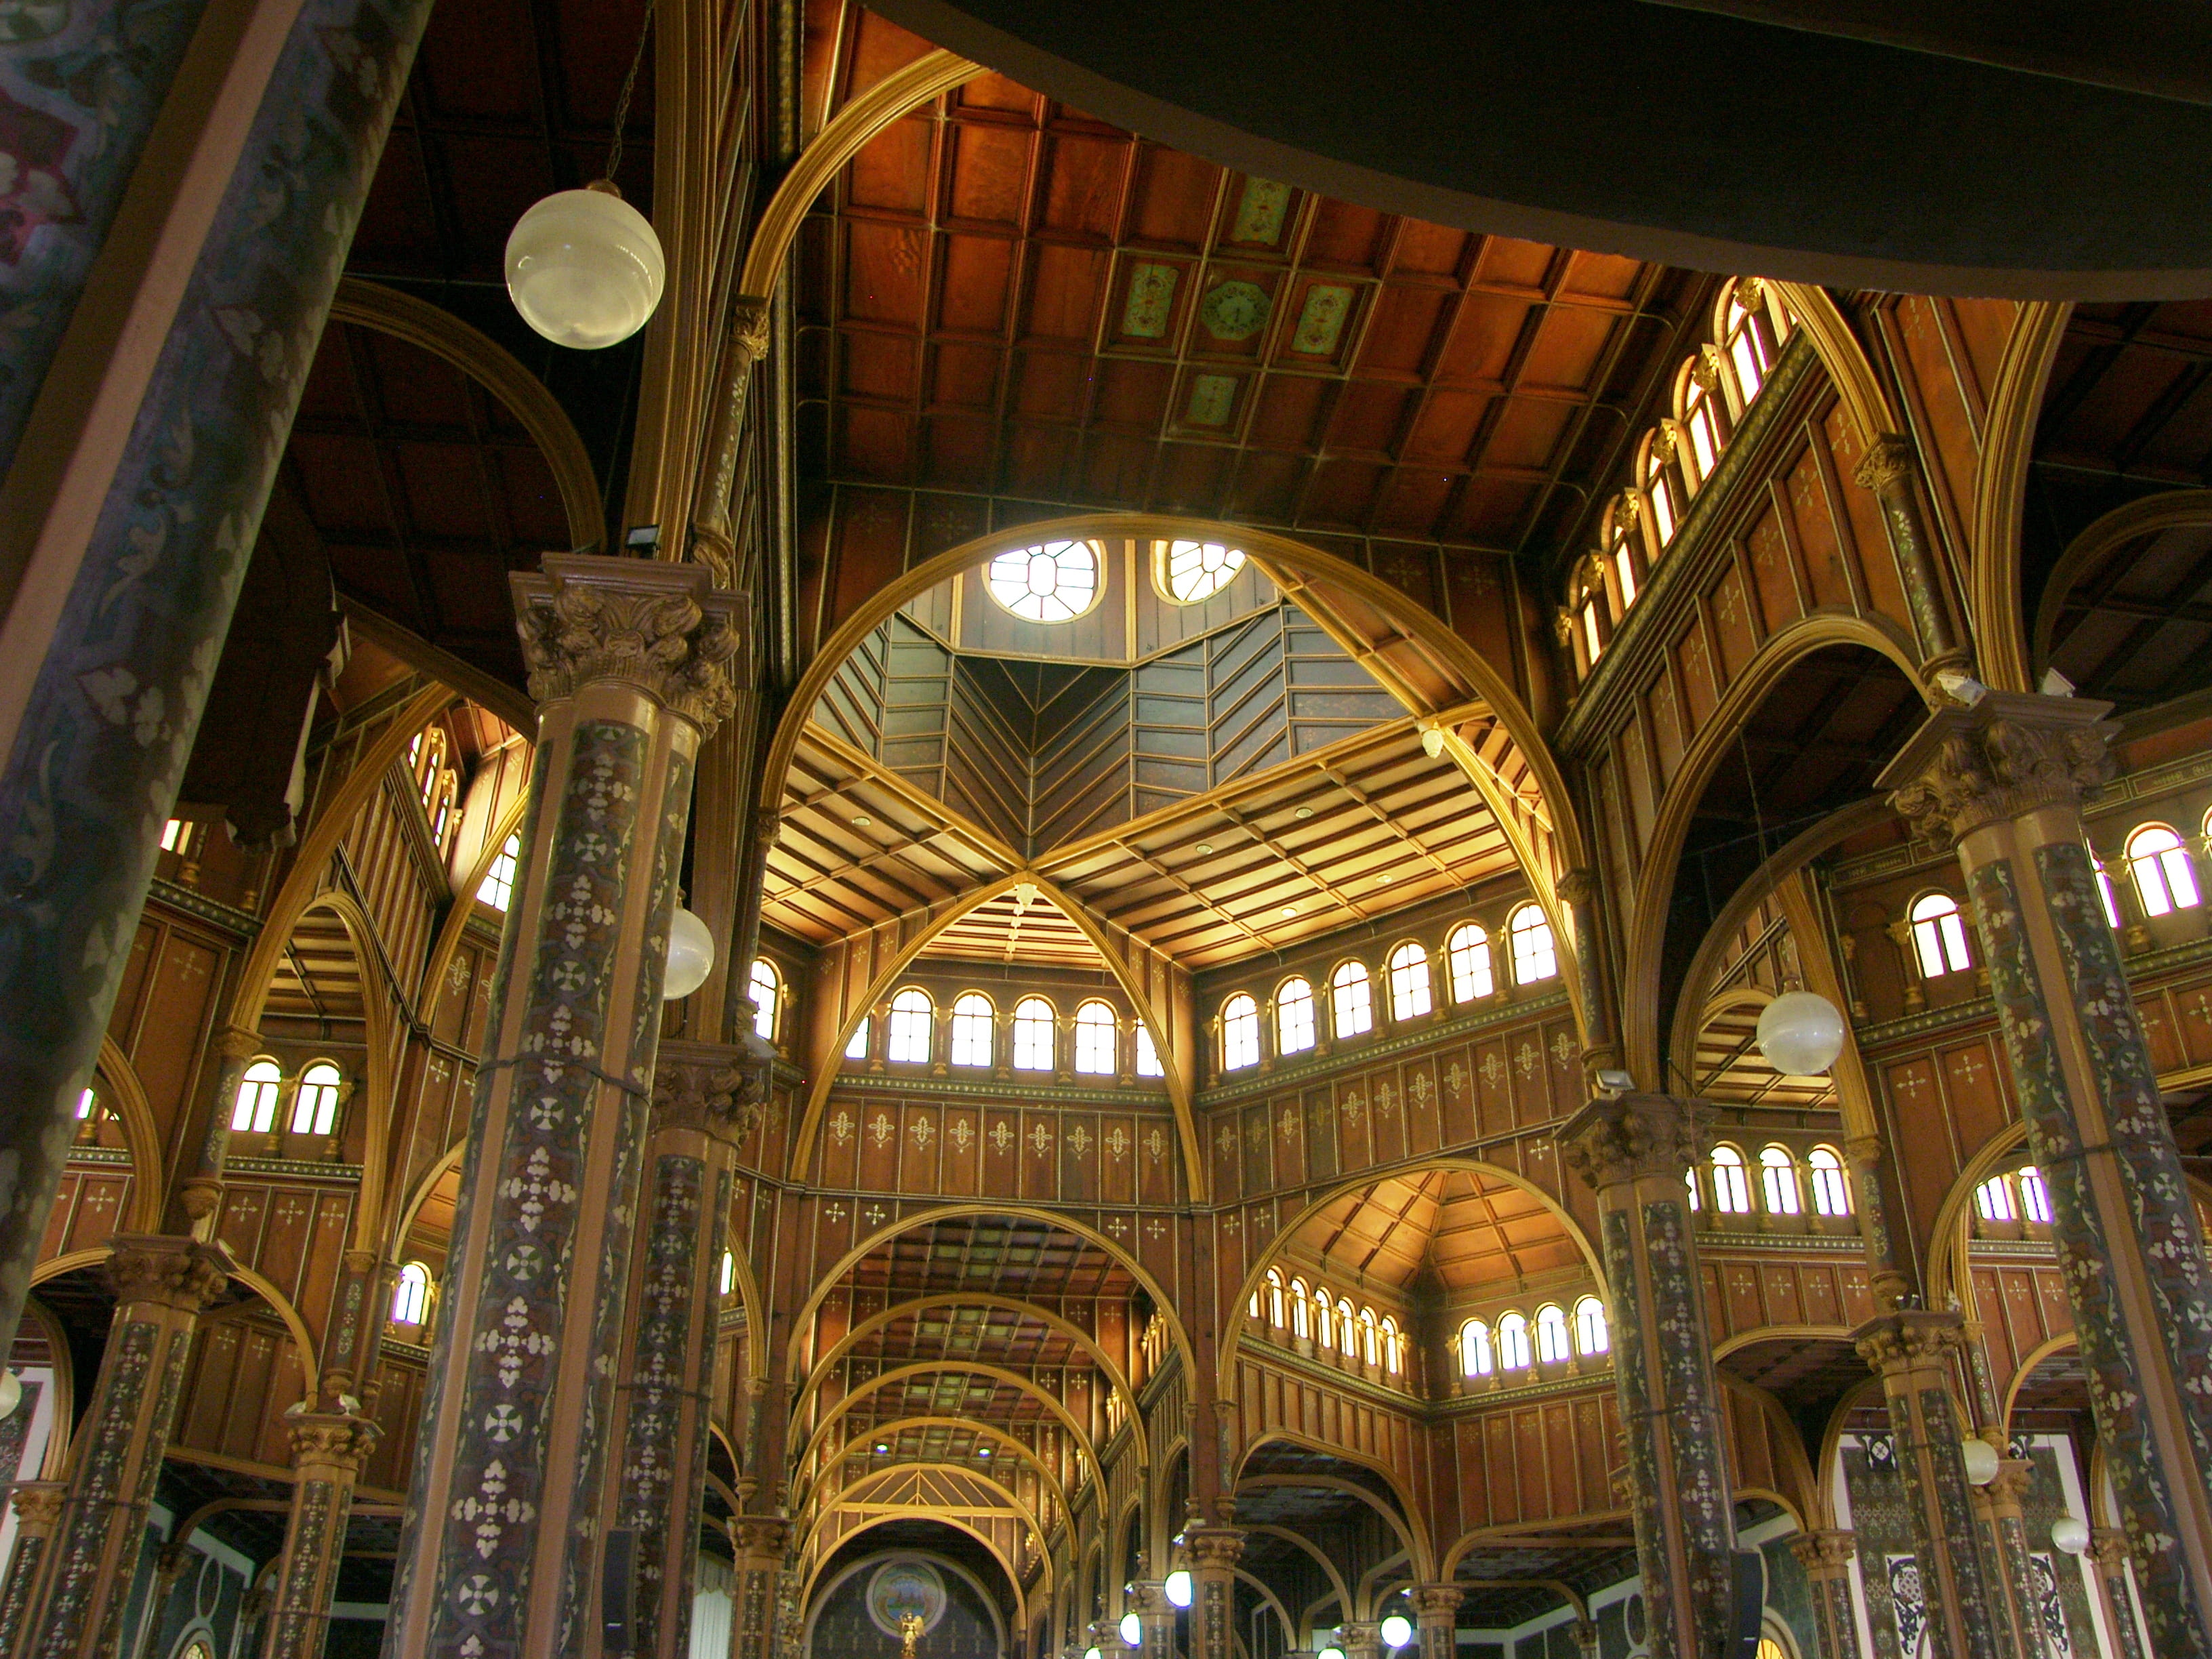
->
[[1200, 279, 1269, 342]]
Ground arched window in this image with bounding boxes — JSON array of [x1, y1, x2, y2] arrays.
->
[[478, 832, 520, 909], [1572, 565, 1607, 668], [159, 818, 191, 853], [888, 988, 935, 1064], [1314, 1288, 1334, 1349], [1910, 894, 1973, 977], [1710, 1146, 1752, 1213], [747, 958, 781, 1042], [1446, 922, 1494, 1002], [1380, 1316, 1401, 1374], [392, 1262, 432, 1326], [1975, 1172, 2018, 1223], [1222, 994, 1260, 1069], [1759, 1146, 1801, 1216], [75, 1086, 96, 1120], [1158, 539, 1246, 604], [1330, 960, 1374, 1038], [1387, 943, 1432, 1021], [1134, 1023, 1164, 1078], [1808, 1146, 1852, 1216], [1336, 1298, 1357, 1356], [2128, 824, 2200, 916], [232, 1059, 283, 1134], [291, 1061, 344, 1136], [1290, 1279, 1311, 1339], [1275, 977, 1316, 1055], [1460, 1319, 1494, 1376], [2095, 854, 2123, 928], [1641, 431, 1681, 550], [2018, 1165, 2054, 1225], [1359, 1307, 1379, 1364], [1676, 358, 1723, 486], [1534, 1304, 1572, 1364], [1719, 281, 1782, 409], [1574, 1295, 1609, 1355], [1012, 996, 1055, 1071], [986, 539, 1101, 622], [1496, 1312, 1533, 1370], [720, 1251, 737, 1296], [1686, 1168, 1702, 1211], [950, 992, 995, 1067], [1074, 1001, 1118, 1075], [430, 773, 457, 847], [845, 1017, 872, 1060], [1266, 1268, 1286, 1327], [1509, 903, 1557, 983], [1605, 496, 1641, 611]]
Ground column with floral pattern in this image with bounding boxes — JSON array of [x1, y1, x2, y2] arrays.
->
[[1788, 1531, 1862, 1659], [262, 1410, 380, 1659]]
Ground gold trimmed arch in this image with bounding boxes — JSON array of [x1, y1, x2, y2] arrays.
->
[[1969, 302, 2073, 693], [1234, 1458, 1434, 1581], [1619, 614, 1925, 1082], [807, 1414, 1076, 1527], [795, 1359, 1106, 1500], [1215, 1156, 1606, 1399], [800, 1502, 1040, 1619], [1767, 283, 1903, 452], [1927, 1120, 2035, 1310], [418, 786, 534, 1041], [93, 1036, 165, 1233], [2001, 1332, 2081, 1441]]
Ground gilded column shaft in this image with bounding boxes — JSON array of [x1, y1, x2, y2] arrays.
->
[[1852, 1313, 2005, 1659], [25, 1236, 228, 1659], [261, 1411, 378, 1659], [383, 556, 738, 1659], [1559, 1093, 1738, 1659], [1788, 1531, 1861, 1659], [1882, 691, 2212, 1658]]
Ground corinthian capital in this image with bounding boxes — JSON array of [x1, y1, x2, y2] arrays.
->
[[1878, 689, 2117, 847], [1183, 1523, 1245, 1570], [1557, 1092, 1709, 1191], [1853, 433, 1919, 495], [512, 554, 743, 733], [104, 1234, 230, 1311], [1788, 1528, 1856, 1573], [1852, 1308, 1966, 1374], [653, 1038, 773, 1143], [283, 1408, 381, 1470]]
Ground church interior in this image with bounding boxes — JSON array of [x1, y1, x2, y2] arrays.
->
[[3, 5, 2212, 1659]]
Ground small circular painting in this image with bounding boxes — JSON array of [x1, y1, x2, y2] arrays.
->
[[867, 1559, 947, 1638]]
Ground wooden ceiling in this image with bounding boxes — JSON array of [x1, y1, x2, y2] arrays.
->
[[836, 1212, 1134, 1304], [798, 12, 1704, 558], [1281, 1167, 1585, 1295]]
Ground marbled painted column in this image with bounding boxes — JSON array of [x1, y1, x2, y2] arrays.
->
[[316, 1248, 388, 1412], [1842, 1133, 1910, 1311], [0, 1483, 65, 1650], [260, 1410, 377, 1659], [0, 0, 434, 1371], [598, 1042, 764, 1659], [382, 556, 738, 1659], [1559, 1094, 1738, 1659], [1851, 1313, 2006, 1659], [24, 1235, 228, 1658], [1555, 867, 1620, 1078], [1788, 1531, 1862, 1659], [1882, 691, 2212, 1656], [727, 1516, 790, 1659], [2088, 1529, 2147, 1659], [1186, 1525, 1244, 1659], [1408, 1584, 1461, 1659], [176, 1023, 259, 1234], [1979, 1460, 2048, 1659], [1854, 435, 1964, 671]]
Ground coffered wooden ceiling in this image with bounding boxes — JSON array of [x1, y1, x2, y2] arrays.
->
[[1281, 1167, 1585, 1295], [798, 9, 1707, 558]]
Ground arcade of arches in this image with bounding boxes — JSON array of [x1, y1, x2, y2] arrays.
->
[[0, 7, 2210, 1659]]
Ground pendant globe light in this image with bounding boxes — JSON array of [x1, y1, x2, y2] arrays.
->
[[506, 0, 665, 349], [1727, 727, 1847, 1078], [662, 905, 714, 1001]]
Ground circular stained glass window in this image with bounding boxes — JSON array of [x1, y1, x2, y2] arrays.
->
[[986, 540, 1100, 622], [1159, 539, 1246, 603]]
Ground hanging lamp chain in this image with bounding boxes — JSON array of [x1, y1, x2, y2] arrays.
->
[[602, 0, 658, 190]]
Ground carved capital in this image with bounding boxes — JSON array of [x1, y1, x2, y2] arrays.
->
[[1408, 1584, 1464, 1620], [752, 807, 783, 844], [512, 553, 742, 733], [7, 1481, 65, 1531], [729, 1515, 791, 1561], [1126, 1581, 1170, 1615], [1570, 1620, 1599, 1659], [283, 1408, 380, 1470], [213, 1023, 262, 1065], [1555, 868, 1595, 907], [104, 1234, 230, 1312], [1788, 1528, 1857, 1574], [2089, 1527, 2130, 1573], [1553, 609, 1575, 648], [728, 296, 773, 367], [1184, 1523, 1245, 1571], [1557, 1092, 1710, 1191], [1852, 1308, 1966, 1376], [1879, 690, 2118, 848], [1853, 433, 1919, 496], [653, 1039, 771, 1143], [1984, 1457, 2034, 1508]]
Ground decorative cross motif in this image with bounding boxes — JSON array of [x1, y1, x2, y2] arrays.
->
[[1551, 1030, 1578, 1067], [1216, 1124, 1238, 1156], [1246, 1116, 1267, 1147], [869, 1113, 894, 1147], [989, 1121, 1012, 1153], [428, 1056, 452, 1085], [863, 1204, 888, 1227], [1340, 1091, 1366, 1124], [1067, 1125, 1092, 1155], [1144, 1128, 1166, 1161], [1145, 1218, 1168, 1240], [1892, 1070, 1928, 1104], [1717, 581, 1740, 626], [1515, 1041, 1539, 1079], [1410, 1073, 1434, 1108], [910, 1117, 934, 1151], [1222, 1214, 1242, 1236], [1278, 1109, 1299, 1141], [1029, 1123, 1053, 1155], [1375, 1081, 1399, 1116], [830, 1111, 853, 1146], [949, 1117, 974, 1153], [824, 1203, 848, 1224], [1106, 1217, 1129, 1240], [1106, 1126, 1129, 1160], [1952, 1052, 1987, 1088], [1447, 1061, 1469, 1098]]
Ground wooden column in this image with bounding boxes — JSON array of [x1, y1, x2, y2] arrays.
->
[[0, 1484, 65, 1651], [1559, 1093, 1739, 1659], [259, 1410, 377, 1659], [1185, 1524, 1244, 1659], [1854, 435, 1965, 672], [382, 555, 739, 1659], [1788, 1530, 1862, 1659], [1881, 690, 2212, 1659], [1851, 1313, 2006, 1659], [1408, 1584, 1462, 1659], [23, 1236, 228, 1658], [728, 1515, 790, 1659], [2088, 1528, 2147, 1659], [1978, 1459, 2049, 1659]]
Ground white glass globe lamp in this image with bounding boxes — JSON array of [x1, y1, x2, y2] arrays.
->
[[1317, 1646, 1347, 1659], [662, 906, 714, 1001], [1086, 1647, 1105, 1659], [1959, 1438, 2001, 1486], [1755, 990, 1845, 1076], [506, 181, 665, 349], [0, 1369, 18, 1418], [1164, 1571, 1192, 1608], [1380, 1615, 1415, 1650], [2050, 1515, 2091, 1555], [1120, 1612, 1143, 1647]]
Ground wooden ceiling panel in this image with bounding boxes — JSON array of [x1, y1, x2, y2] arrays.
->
[[1282, 1168, 1583, 1294]]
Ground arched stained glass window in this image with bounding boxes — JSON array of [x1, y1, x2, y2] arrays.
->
[[1290, 1279, 1311, 1339], [888, 988, 935, 1064], [1276, 977, 1315, 1055], [1497, 1312, 1532, 1370], [1461, 1319, 1494, 1376], [2128, 824, 2200, 916], [1330, 960, 1374, 1038], [392, 1262, 432, 1326], [1574, 1295, 1608, 1355], [987, 540, 1101, 622], [1534, 1305, 1571, 1364], [1975, 1172, 2017, 1223], [478, 833, 520, 910], [1012, 996, 1055, 1071], [1446, 922, 1494, 1002], [1711, 1146, 1752, 1214], [1509, 903, 1556, 983], [232, 1059, 283, 1134], [1759, 1146, 1801, 1215], [1158, 539, 1246, 604], [291, 1061, 344, 1136], [1336, 1298, 1357, 1355], [1222, 994, 1260, 1070], [1359, 1307, 1378, 1364], [748, 958, 781, 1042], [1380, 1316, 1401, 1374], [951, 993, 995, 1068], [1910, 894, 1973, 977], [2018, 1165, 2054, 1225], [1387, 942, 1432, 1021], [1808, 1146, 1851, 1216], [1074, 1001, 1118, 1075], [1678, 360, 1722, 485]]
